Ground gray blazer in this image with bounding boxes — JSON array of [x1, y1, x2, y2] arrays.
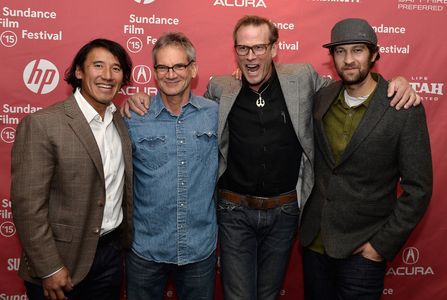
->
[[204, 63, 330, 209], [300, 74, 432, 260], [11, 95, 133, 285]]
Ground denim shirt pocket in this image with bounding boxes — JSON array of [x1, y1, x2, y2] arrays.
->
[[135, 136, 168, 170], [195, 130, 217, 162]]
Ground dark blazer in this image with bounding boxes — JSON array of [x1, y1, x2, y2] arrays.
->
[[300, 74, 432, 261], [204, 63, 331, 210], [11, 95, 133, 285]]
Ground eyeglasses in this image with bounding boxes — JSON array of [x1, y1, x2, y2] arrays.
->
[[234, 44, 272, 56], [154, 60, 195, 75]]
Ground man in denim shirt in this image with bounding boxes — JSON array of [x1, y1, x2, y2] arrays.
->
[[125, 32, 218, 300]]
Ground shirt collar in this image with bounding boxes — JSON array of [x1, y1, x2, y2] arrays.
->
[[336, 74, 379, 109], [74, 88, 116, 123]]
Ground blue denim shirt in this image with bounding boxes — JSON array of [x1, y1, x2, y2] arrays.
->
[[125, 92, 218, 265]]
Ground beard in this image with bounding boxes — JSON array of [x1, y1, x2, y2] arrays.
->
[[338, 66, 370, 86], [336, 59, 373, 86]]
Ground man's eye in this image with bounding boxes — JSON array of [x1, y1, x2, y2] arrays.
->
[[173, 64, 186, 70], [112, 66, 122, 72], [254, 45, 264, 50]]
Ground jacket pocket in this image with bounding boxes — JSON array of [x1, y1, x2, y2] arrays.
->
[[51, 223, 73, 243]]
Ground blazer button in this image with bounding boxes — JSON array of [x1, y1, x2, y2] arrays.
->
[[93, 227, 100, 234], [97, 201, 104, 207]]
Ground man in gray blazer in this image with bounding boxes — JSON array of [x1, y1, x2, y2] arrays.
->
[[299, 18, 432, 300], [123, 15, 418, 300], [11, 39, 133, 300]]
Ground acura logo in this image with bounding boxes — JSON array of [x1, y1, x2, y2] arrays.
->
[[402, 247, 419, 265], [132, 65, 152, 84]]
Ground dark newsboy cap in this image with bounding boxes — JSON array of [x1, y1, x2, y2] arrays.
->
[[323, 18, 377, 48]]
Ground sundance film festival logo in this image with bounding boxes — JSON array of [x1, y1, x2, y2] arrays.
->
[[0, 221, 16, 238], [23, 59, 59, 94], [133, 65, 152, 84], [386, 247, 434, 276], [134, 0, 156, 4]]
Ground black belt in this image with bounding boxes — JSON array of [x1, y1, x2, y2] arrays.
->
[[98, 228, 120, 247]]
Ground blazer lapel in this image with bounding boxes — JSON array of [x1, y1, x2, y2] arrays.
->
[[278, 71, 299, 134], [338, 76, 390, 164], [314, 82, 343, 167], [64, 96, 104, 180], [218, 80, 241, 139]]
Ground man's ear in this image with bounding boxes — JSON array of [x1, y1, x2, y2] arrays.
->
[[75, 65, 83, 79], [271, 42, 278, 59], [190, 62, 198, 79]]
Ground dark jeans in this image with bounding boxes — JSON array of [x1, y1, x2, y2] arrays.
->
[[217, 198, 299, 300], [302, 247, 386, 300], [25, 231, 124, 300], [126, 250, 216, 300]]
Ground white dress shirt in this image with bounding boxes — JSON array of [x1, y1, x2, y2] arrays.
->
[[74, 88, 125, 235]]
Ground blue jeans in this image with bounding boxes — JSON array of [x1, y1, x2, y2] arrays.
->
[[302, 247, 386, 300], [217, 198, 299, 300], [126, 250, 216, 300]]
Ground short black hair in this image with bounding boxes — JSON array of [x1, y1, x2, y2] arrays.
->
[[64, 38, 133, 91]]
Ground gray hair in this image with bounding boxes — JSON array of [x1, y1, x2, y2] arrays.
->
[[152, 32, 196, 64]]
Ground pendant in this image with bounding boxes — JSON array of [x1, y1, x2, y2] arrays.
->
[[256, 96, 265, 108]]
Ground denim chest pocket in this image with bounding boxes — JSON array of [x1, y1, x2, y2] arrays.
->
[[195, 130, 217, 161], [135, 136, 168, 170]]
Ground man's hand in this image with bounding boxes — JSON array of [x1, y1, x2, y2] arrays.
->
[[42, 267, 73, 300], [388, 76, 421, 110], [232, 68, 242, 81], [354, 242, 384, 262], [119, 92, 150, 118]]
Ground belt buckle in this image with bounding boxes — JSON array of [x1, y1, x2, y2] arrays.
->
[[245, 195, 269, 209]]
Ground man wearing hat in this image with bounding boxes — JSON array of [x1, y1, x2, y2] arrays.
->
[[300, 18, 432, 300]]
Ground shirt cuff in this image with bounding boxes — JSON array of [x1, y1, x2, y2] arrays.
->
[[42, 267, 64, 279]]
